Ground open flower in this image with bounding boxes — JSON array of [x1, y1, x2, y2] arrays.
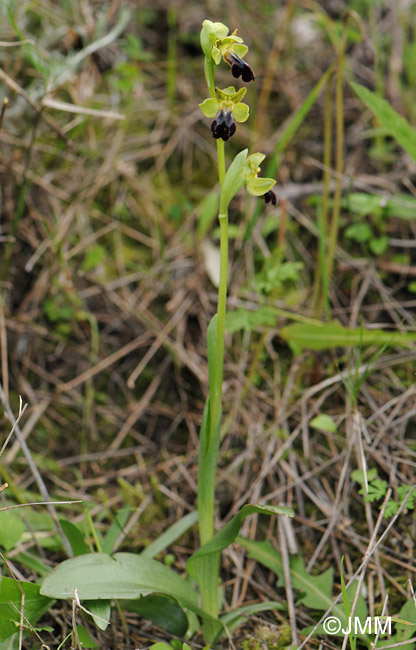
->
[[244, 153, 277, 204], [199, 86, 249, 142], [200, 19, 255, 82], [225, 52, 255, 82]]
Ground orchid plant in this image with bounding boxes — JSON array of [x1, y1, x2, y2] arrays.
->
[[39, 19, 293, 646]]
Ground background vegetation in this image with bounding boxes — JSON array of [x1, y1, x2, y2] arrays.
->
[[0, 0, 415, 648]]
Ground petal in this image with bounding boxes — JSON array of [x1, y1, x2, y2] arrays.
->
[[232, 87, 247, 103], [246, 177, 276, 197], [232, 43, 248, 58], [212, 22, 229, 39], [233, 103, 249, 123], [199, 98, 220, 118], [211, 46, 221, 65], [246, 152, 266, 169]]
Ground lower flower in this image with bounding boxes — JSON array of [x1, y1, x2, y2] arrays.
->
[[211, 109, 236, 141]]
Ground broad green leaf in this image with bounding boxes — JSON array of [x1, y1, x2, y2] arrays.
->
[[187, 504, 294, 579], [60, 519, 89, 557], [350, 82, 416, 162], [140, 510, 198, 559], [0, 577, 54, 643], [40, 553, 197, 608], [220, 149, 248, 213], [0, 512, 25, 551], [124, 594, 188, 636], [310, 414, 337, 433], [280, 321, 416, 352]]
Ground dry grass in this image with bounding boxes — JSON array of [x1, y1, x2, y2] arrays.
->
[[0, 1, 415, 648]]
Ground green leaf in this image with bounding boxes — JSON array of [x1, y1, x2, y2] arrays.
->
[[149, 644, 174, 650], [361, 479, 387, 502], [82, 245, 106, 271], [218, 601, 285, 639], [140, 510, 198, 559], [238, 539, 369, 643], [87, 600, 111, 630], [310, 414, 337, 433], [280, 321, 416, 352], [60, 519, 89, 557], [351, 468, 378, 486], [101, 506, 131, 555], [344, 223, 373, 243], [76, 624, 98, 648], [124, 594, 188, 636], [187, 504, 294, 579], [225, 306, 277, 333], [0, 512, 25, 551], [0, 578, 54, 643], [350, 82, 416, 162], [220, 149, 248, 213], [369, 236, 388, 256], [40, 553, 197, 608], [395, 599, 416, 649]]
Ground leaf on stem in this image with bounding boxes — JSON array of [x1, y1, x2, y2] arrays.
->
[[187, 503, 294, 580], [219, 148, 248, 213]]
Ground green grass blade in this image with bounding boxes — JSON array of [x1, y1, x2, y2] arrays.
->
[[350, 82, 416, 162], [140, 510, 198, 559]]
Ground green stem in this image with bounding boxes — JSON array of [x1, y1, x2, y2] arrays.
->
[[213, 212, 228, 429], [197, 47, 229, 643]]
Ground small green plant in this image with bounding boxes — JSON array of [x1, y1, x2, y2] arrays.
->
[[37, 18, 294, 646], [352, 469, 416, 518]]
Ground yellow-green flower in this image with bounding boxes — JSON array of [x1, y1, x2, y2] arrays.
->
[[244, 153, 277, 204], [199, 86, 249, 142], [200, 20, 255, 82]]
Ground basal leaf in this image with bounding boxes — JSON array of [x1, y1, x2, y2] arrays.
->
[[280, 321, 416, 352], [124, 594, 188, 636], [0, 578, 54, 643], [40, 553, 197, 608], [187, 504, 293, 579], [60, 519, 89, 557], [140, 510, 198, 559]]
